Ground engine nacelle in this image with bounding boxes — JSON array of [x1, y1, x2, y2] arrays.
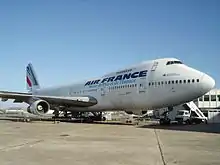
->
[[27, 100, 50, 115], [125, 110, 148, 116]]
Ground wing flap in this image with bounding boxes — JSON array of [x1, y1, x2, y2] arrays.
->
[[0, 91, 97, 107]]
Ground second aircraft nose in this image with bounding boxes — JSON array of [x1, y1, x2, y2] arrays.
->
[[200, 73, 215, 93]]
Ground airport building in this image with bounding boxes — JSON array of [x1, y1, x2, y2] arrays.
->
[[196, 88, 220, 110], [153, 89, 220, 123], [194, 88, 220, 123]]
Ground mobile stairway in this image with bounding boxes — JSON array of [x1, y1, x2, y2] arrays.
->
[[183, 101, 207, 123], [159, 101, 207, 125]]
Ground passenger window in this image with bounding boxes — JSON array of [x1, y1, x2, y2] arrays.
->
[[204, 95, 209, 101], [172, 80, 174, 84], [188, 79, 190, 83], [168, 81, 171, 84], [158, 82, 160, 85], [135, 84, 137, 87], [197, 79, 199, 82], [165, 81, 167, 84], [161, 81, 164, 85], [183, 80, 186, 83], [217, 95, 220, 101], [149, 83, 151, 86], [192, 79, 195, 83], [199, 96, 203, 101], [179, 80, 182, 84], [175, 80, 178, 84], [152, 82, 154, 85], [211, 95, 216, 101]]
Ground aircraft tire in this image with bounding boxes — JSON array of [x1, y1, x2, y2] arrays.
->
[[185, 119, 190, 125], [159, 119, 170, 125], [102, 117, 106, 121], [159, 119, 164, 125]]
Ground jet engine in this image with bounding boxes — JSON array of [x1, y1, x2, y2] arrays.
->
[[27, 100, 50, 115], [125, 110, 148, 115]]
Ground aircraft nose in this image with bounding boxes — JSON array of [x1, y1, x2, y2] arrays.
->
[[200, 73, 215, 93]]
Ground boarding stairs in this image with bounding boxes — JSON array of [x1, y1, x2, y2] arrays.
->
[[184, 101, 207, 120]]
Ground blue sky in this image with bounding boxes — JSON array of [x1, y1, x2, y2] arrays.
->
[[0, 0, 219, 107]]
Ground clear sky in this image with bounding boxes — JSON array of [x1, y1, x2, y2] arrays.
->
[[0, 0, 219, 107]]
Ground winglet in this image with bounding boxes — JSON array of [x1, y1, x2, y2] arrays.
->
[[26, 63, 40, 92]]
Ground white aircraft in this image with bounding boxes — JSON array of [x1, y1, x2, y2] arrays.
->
[[0, 58, 215, 119]]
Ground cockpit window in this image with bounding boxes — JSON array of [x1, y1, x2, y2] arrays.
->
[[166, 61, 183, 65]]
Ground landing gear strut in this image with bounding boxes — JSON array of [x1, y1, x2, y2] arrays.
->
[[64, 110, 68, 118], [159, 106, 173, 125], [54, 109, 60, 118]]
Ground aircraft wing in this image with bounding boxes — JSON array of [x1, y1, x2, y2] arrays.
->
[[0, 91, 97, 107]]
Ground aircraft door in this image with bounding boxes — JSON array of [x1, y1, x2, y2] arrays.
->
[[100, 86, 108, 96], [138, 82, 147, 94], [151, 61, 158, 71]]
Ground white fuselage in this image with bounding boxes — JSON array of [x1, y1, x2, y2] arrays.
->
[[32, 58, 215, 113]]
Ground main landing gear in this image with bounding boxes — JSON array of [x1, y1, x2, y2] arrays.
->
[[52, 108, 106, 123], [159, 106, 173, 125]]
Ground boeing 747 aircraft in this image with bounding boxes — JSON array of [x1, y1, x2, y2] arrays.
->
[[0, 58, 215, 120]]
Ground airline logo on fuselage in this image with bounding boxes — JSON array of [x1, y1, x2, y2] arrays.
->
[[85, 70, 148, 87]]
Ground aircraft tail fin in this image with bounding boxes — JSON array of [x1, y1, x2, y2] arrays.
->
[[26, 63, 40, 92]]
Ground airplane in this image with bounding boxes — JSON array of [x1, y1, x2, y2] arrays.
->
[[0, 57, 215, 122]]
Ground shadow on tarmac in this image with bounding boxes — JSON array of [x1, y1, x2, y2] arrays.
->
[[137, 123, 220, 134], [2, 116, 220, 134], [60, 120, 134, 126], [0, 117, 134, 126]]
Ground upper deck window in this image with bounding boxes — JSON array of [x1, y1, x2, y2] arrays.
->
[[166, 61, 183, 65]]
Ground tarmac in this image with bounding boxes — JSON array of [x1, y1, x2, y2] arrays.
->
[[0, 120, 220, 165]]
